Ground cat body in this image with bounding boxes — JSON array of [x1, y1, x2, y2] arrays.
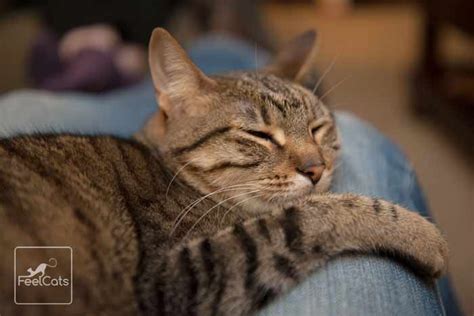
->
[[0, 29, 448, 315]]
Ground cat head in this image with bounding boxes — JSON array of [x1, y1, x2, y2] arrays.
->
[[140, 28, 340, 211]]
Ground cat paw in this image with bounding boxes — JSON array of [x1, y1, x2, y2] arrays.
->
[[397, 212, 449, 279]]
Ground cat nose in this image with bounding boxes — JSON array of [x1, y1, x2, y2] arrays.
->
[[296, 163, 325, 184]]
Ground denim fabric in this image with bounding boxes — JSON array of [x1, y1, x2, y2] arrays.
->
[[259, 113, 445, 316], [0, 35, 461, 316]]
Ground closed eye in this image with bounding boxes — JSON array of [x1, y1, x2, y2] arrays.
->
[[244, 129, 277, 144], [311, 125, 323, 135], [310, 120, 330, 138]]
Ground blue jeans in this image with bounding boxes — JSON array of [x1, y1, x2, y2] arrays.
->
[[0, 35, 461, 316]]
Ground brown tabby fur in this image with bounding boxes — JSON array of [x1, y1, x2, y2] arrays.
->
[[0, 29, 448, 315]]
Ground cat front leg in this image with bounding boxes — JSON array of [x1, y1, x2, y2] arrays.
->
[[139, 194, 447, 316], [295, 193, 448, 278]]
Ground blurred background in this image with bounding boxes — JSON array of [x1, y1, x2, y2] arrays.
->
[[0, 0, 472, 313]]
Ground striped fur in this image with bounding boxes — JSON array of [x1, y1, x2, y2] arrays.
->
[[0, 134, 448, 316], [0, 28, 448, 315]]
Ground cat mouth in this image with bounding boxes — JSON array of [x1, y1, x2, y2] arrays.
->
[[257, 184, 314, 205], [258, 171, 333, 204]]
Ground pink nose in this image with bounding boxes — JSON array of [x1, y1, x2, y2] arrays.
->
[[297, 164, 325, 184]]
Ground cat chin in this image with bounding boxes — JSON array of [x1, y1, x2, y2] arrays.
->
[[237, 197, 275, 214], [241, 190, 312, 214]]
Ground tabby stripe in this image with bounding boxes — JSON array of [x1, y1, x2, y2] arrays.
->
[[90, 138, 156, 313], [273, 254, 299, 280], [253, 285, 277, 310], [269, 100, 287, 117], [261, 93, 287, 117], [99, 138, 158, 210], [120, 139, 158, 189], [115, 139, 136, 179], [90, 248, 106, 282], [114, 165, 136, 211], [73, 207, 97, 231], [373, 198, 382, 214], [301, 94, 311, 113], [1, 141, 53, 180], [233, 138, 255, 147], [211, 264, 227, 316], [152, 259, 168, 315], [180, 247, 199, 315], [0, 173, 47, 245], [88, 137, 103, 159], [233, 223, 259, 289], [257, 218, 272, 242], [204, 161, 261, 173], [312, 244, 323, 254], [200, 238, 216, 286], [142, 149, 161, 191], [233, 138, 268, 151], [232, 214, 278, 312], [173, 127, 232, 155], [343, 200, 354, 208], [4, 146, 106, 279], [390, 205, 399, 220], [280, 207, 304, 254], [117, 140, 141, 185], [90, 138, 152, 310], [259, 104, 271, 125], [117, 141, 159, 207], [0, 141, 86, 205], [109, 149, 149, 218], [5, 137, 104, 205]]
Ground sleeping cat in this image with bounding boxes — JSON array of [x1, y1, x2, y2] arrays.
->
[[0, 28, 447, 315]]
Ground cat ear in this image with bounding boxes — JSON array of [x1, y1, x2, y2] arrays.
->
[[148, 28, 215, 115], [264, 30, 318, 82]]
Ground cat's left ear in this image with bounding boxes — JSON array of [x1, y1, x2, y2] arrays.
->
[[264, 30, 318, 82], [148, 28, 216, 117]]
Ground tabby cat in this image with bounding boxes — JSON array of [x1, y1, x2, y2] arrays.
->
[[0, 28, 447, 315]]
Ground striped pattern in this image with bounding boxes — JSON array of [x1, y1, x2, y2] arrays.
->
[[222, 72, 318, 121], [0, 71, 447, 315], [173, 127, 232, 156]]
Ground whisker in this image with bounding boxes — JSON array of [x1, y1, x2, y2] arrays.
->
[[312, 55, 338, 95], [219, 193, 265, 228], [319, 75, 351, 103], [165, 159, 198, 200], [183, 189, 262, 238], [173, 183, 259, 225], [170, 183, 260, 236]]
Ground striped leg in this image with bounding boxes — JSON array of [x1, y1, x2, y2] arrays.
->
[[143, 193, 448, 316]]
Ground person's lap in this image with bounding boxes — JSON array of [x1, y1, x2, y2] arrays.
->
[[0, 35, 460, 315]]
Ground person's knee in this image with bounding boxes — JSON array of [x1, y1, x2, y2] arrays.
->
[[259, 254, 444, 316]]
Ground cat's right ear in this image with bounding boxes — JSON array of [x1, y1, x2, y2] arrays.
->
[[148, 28, 216, 118], [264, 30, 318, 82]]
